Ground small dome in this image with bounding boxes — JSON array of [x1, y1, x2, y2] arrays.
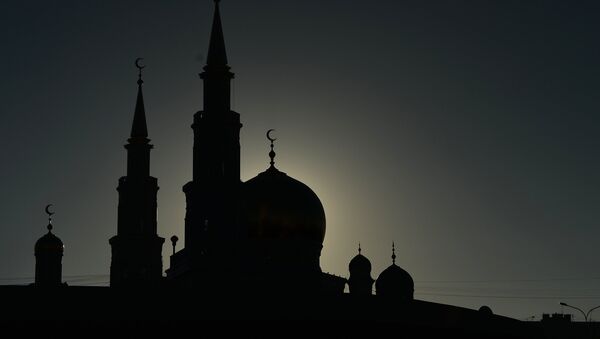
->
[[349, 253, 372, 274], [479, 305, 493, 315], [243, 166, 325, 243], [376, 264, 414, 299], [35, 227, 64, 254]]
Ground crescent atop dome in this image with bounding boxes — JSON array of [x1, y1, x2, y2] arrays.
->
[[135, 57, 145, 70], [267, 129, 276, 142], [45, 204, 55, 216]]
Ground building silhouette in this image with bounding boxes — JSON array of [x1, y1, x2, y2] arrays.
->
[[0, 1, 549, 338], [129, 0, 359, 296]]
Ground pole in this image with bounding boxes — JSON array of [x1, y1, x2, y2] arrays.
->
[[560, 302, 587, 322], [586, 305, 600, 322]]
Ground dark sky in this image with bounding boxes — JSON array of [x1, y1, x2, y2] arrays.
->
[[2, 0, 600, 319]]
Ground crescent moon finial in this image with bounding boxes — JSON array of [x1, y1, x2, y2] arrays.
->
[[266, 129, 276, 142], [135, 58, 145, 84], [45, 204, 55, 232], [135, 58, 145, 70], [45, 204, 55, 217], [266, 129, 277, 168]]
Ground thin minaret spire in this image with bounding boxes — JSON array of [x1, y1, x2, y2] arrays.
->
[[130, 58, 148, 139], [206, 0, 228, 67], [200, 0, 234, 112]]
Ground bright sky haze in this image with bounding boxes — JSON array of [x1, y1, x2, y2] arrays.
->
[[1, 0, 600, 320]]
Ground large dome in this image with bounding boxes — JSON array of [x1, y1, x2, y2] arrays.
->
[[242, 166, 326, 243]]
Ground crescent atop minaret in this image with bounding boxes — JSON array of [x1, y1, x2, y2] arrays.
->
[[267, 129, 276, 142], [45, 204, 55, 216], [135, 57, 145, 70]]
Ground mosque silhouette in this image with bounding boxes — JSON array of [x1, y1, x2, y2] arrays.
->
[[36, 0, 410, 299], [5, 2, 541, 338]]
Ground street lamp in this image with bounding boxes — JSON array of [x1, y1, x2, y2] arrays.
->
[[559, 302, 600, 322], [589, 305, 600, 322]]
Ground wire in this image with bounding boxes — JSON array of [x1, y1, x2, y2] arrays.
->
[[416, 292, 600, 300], [415, 277, 600, 283], [75, 281, 109, 286], [0, 274, 108, 282]]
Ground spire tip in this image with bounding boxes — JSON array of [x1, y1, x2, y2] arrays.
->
[[135, 58, 145, 85], [205, 0, 229, 67], [267, 129, 277, 168], [130, 59, 149, 139]]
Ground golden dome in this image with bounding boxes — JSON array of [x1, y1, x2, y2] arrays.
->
[[243, 166, 325, 244]]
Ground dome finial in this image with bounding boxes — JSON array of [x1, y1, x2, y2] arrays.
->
[[135, 58, 145, 86], [266, 129, 277, 168], [358, 242, 362, 254], [392, 242, 396, 265], [45, 204, 55, 232]]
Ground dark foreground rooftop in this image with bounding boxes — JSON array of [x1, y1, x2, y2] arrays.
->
[[0, 285, 539, 338]]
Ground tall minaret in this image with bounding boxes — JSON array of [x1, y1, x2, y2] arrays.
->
[[109, 59, 165, 287], [181, 0, 242, 270]]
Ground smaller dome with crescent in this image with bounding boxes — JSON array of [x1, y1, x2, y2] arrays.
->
[[376, 263, 414, 300], [347, 245, 375, 295], [36, 205, 64, 254], [35, 226, 64, 254], [349, 253, 372, 275], [375, 244, 414, 299]]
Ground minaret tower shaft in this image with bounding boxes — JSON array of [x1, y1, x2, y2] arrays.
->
[[181, 0, 242, 270], [192, 0, 240, 185], [110, 61, 165, 287]]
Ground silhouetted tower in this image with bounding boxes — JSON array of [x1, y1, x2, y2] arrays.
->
[[181, 0, 242, 270], [34, 205, 64, 287], [348, 244, 374, 295], [109, 60, 165, 287], [375, 242, 414, 300]]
